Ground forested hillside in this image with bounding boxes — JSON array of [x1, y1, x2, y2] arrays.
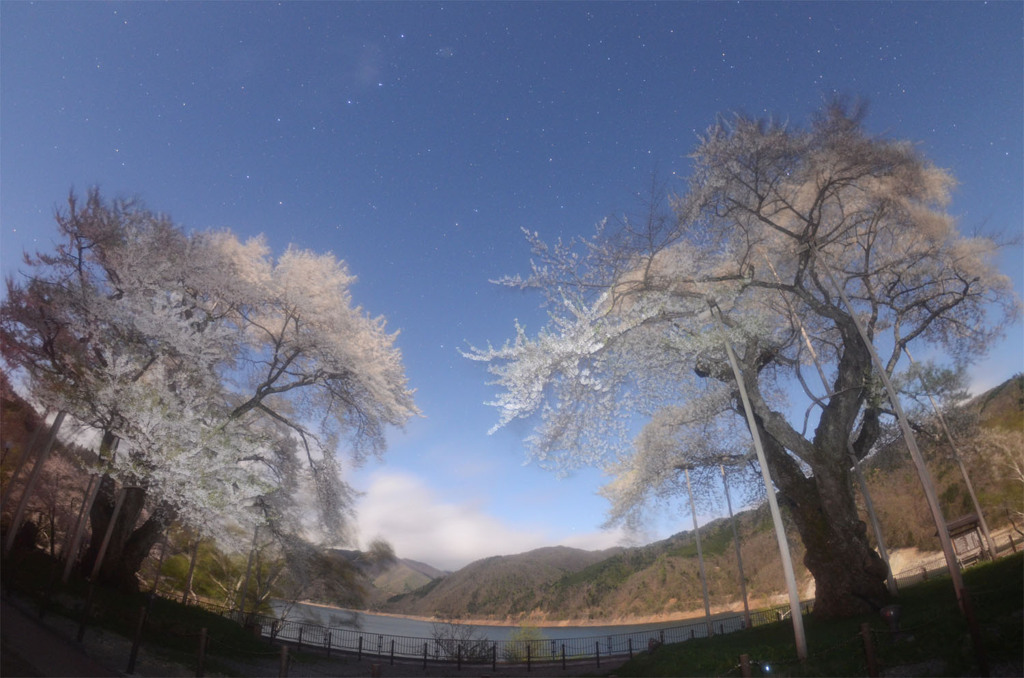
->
[[4, 371, 1020, 622], [378, 375, 1023, 623]]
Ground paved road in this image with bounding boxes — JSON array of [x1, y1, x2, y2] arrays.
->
[[1, 594, 629, 677], [1, 596, 121, 677]]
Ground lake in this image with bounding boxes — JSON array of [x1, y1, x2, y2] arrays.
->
[[275, 600, 746, 643]]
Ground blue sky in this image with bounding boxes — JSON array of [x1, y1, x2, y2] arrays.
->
[[2, 2, 1021, 571]]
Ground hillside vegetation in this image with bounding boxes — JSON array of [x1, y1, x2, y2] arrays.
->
[[378, 375, 1023, 623], [4, 371, 1020, 623]]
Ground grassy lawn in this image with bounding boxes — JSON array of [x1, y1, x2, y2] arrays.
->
[[612, 552, 1023, 677]]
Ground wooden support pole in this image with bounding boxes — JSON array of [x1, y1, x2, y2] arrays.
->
[[904, 346, 998, 559], [683, 465, 714, 637], [721, 464, 752, 629], [861, 623, 877, 677], [236, 525, 259, 620], [127, 605, 147, 674], [278, 644, 288, 678], [182, 536, 200, 605], [712, 302, 807, 660], [821, 262, 966, 609], [740, 654, 751, 678], [196, 627, 207, 678], [3, 412, 66, 557], [823, 259, 990, 673], [0, 413, 48, 512], [62, 473, 102, 584], [89, 486, 128, 581]]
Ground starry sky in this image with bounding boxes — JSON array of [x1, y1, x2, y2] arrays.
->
[[2, 2, 1021, 571]]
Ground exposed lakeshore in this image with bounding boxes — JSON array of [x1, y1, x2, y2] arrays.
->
[[296, 598, 760, 629]]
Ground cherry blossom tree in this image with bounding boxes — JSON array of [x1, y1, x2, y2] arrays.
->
[[467, 102, 1019, 618], [2, 189, 417, 589]]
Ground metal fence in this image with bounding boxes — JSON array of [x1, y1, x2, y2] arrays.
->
[[226, 600, 815, 668], [211, 537, 1020, 669]]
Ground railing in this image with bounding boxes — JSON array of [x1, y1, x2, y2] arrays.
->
[[212, 539, 1020, 670], [223, 601, 815, 668]]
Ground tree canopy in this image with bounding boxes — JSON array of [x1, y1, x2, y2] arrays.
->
[[1, 189, 417, 586], [467, 102, 1019, 617]]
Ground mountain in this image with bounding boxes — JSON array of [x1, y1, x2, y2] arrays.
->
[[383, 545, 623, 620], [369, 558, 448, 602], [326, 550, 448, 608], [380, 514, 804, 623], [373, 375, 1023, 623], [973, 373, 1024, 431]]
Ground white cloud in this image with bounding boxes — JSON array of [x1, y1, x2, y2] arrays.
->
[[354, 471, 629, 571]]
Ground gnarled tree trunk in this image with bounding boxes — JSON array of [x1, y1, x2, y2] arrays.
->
[[771, 449, 889, 617], [743, 320, 891, 619], [79, 475, 167, 591]]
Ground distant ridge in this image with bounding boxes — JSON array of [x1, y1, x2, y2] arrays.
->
[[367, 374, 1023, 624]]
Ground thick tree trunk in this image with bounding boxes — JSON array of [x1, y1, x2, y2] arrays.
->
[[795, 467, 889, 618], [732, 306, 890, 619], [79, 476, 165, 591], [761, 434, 890, 618]]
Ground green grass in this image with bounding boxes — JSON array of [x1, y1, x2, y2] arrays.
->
[[612, 552, 1023, 677]]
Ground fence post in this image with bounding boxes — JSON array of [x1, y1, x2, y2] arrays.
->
[[492, 643, 497, 671], [278, 644, 288, 678], [628, 637, 633, 659], [390, 639, 395, 665], [860, 623, 878, 677], [457, 644, 462, 671], [595, 641, 600, 668], [358, 636, 363, 661], [76, 582, 97, 642], [423, 642, 428, 670], [561, 643, 566, 670], [126, 605, 147, 674], [296, 626, 303, 651], [739, 654, 751, 678], [326, 630, 332, 658], [527, 642, 531, 672], [196, 628, 207, 678]]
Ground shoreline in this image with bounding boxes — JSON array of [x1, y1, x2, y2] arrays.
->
[[294, 543, 965, 631], [296, 599, 753, 628]]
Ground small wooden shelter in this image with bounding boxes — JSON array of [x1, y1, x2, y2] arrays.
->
[[946, 514, 985, 566]]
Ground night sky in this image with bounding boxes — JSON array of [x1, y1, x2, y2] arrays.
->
[[2, 1, 1021, 570]]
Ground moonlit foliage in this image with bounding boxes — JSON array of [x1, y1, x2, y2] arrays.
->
[[1, 190, 417, 545], [467, 102, 1019, 617]]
